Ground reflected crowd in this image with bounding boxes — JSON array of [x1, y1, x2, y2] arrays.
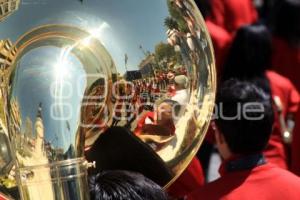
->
[[0, 0, 299, 200]]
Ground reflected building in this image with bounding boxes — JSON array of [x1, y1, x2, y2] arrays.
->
[[138, 54, 156, 78], [0, 39, 17, 128], [0, 0, 20, 22], [23, 117, 36, 152], [124, 70, 142, 81], [17, 103, 55, 200], [10, 98, 21, 134], [0, 39, 17, 70], [34, 103, 45, 155]]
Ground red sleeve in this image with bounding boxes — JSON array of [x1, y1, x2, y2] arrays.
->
[[134, 112, 154, 135], [167, 157, 205, 198], [209, 0, 226, 29], [208, 0, 258, 34], [205, 20, 232, 75], [250, 0, 258, 23]]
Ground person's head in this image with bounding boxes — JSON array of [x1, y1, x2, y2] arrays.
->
[[174, 75, 188, 90], [89, 170, 168, 200], [272, 0, 300, 46], [156, 99, 180, 123], [214, 79, 274, 159], [222, 24, 272, 81]]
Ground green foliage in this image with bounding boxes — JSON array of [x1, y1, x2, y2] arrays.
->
[[164, 17, 178, 30], [166, 0, 189, 33], [154, 42, 176, 62]]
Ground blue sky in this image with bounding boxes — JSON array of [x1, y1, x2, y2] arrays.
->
[[1, 0, 171, 152], [1, 0, 170, 72]]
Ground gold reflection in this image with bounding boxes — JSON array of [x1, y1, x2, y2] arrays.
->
[[0, 0, 216, 199], [0, 0, 20, 22]]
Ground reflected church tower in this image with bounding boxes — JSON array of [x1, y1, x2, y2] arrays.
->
[[35, 103, 44, 155]]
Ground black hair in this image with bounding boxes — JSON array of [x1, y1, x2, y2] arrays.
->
[[222, 24, 272, 81], [215, 79, 274, 155], [195, 0, 211, 18], [272, 0, 300, 46], [89, 170, 168, 200], [85, 127, 173, 187]]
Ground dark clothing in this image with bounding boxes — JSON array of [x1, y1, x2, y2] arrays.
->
[[271, 37, 300, 175]]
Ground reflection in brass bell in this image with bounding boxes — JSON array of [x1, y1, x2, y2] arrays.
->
[[0, 124, 13, 181], [0, 0, 216, 199], [0, 0, 20, 22]]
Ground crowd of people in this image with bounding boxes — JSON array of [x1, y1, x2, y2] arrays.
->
[[85, 0, 300, 199]]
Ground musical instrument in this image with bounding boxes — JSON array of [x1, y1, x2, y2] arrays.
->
[[0, 0, 216, 199]]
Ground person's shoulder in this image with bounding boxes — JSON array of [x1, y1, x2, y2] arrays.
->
[[205, 20, 231, 41], [270, 164, 300, 179], [186, 177, 225, 199], [266, 70, 288, 82], [259, 163, 300, 185], [266, 70, 296, 90]]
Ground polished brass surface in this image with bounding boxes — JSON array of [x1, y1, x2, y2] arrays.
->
[[0, 0, 216, 199], [0, 0, 20, 22]]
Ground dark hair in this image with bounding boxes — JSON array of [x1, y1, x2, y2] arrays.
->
[[215, 79, 274, 155], [222, 24, 272, 81], [89, 170, 168, 200], [272, 0, 300, 46], [195, 0, 211, 18], [85, 127, 173, 186]]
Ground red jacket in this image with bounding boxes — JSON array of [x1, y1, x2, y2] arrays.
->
[[168, 157, 204, 199], [0, 193, 8, 200], [134, 112, 175, 136], [208, 0, 258, 34], [292, 110, 300, 176], [264, 71, 300, 169], [188, 161, 300, 200], [205, 19, 232, 77], [271, 38, 300, 175], [272, 37, 300, 91]]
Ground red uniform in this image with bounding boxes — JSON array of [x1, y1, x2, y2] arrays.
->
[[134, 112, 155, 136], [114, 98, 124, 118], [265, 71, 300, 169], [167, 84, 176, 97], [292, 110, 300, 176], [168, 157, 204, 199], [205, 19, 232, 79], [272, 37, 300, 90], [208, 0, 258, 34], [0, 193, 8, 200], [134, 111, 175, 136], [271, 37, 300, 175], [188, 156, 300, 200]]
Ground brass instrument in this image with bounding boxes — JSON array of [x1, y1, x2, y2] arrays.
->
[[273, 96, 294, 144], [0, 0, 216, 199]]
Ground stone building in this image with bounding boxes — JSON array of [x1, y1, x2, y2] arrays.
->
[[0, 0, 20, 22]]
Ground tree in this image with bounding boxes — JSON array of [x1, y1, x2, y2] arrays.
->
[[164, 17, 179, 30], [154, 42, 176, 63], [166, 0, 189, 33]]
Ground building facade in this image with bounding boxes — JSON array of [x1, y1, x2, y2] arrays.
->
[[0, 39, 17, 70], [0, 0, 20, 22]]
